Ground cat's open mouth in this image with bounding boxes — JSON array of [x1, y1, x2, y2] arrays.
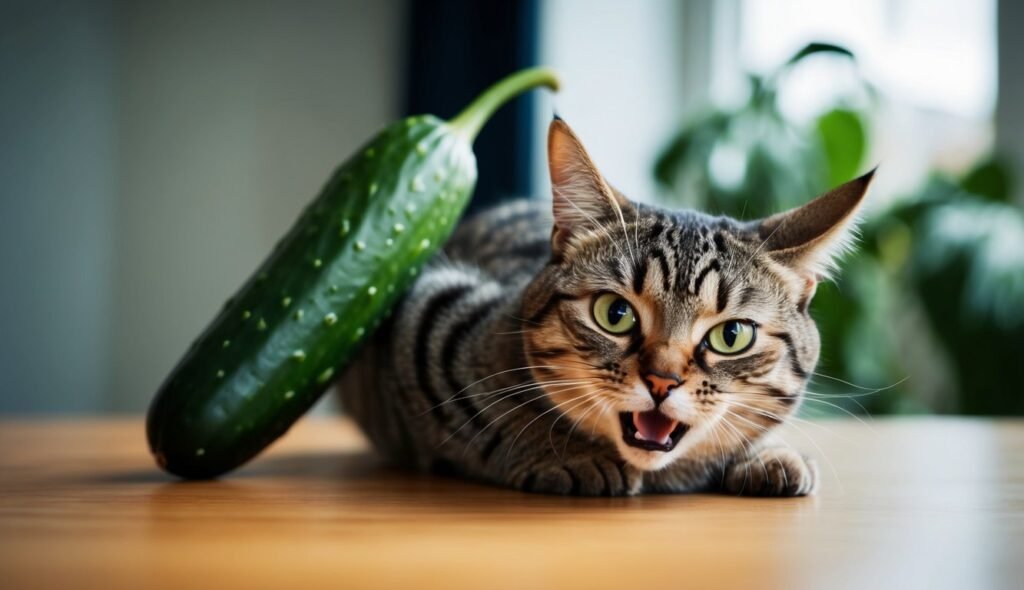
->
[[619, 411, 689, 452]]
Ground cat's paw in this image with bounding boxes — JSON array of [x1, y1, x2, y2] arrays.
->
[[722, 447, 817, 497], [520, 456, 641, 496]]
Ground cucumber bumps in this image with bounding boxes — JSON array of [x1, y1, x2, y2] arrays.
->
[[147, 68, 560, 479]]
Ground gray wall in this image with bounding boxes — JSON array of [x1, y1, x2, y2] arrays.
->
[[0, 0, 118, 413], [998, 0, 1024, 204], [535, 0, 688, 204], [0, 0, 404, 413]]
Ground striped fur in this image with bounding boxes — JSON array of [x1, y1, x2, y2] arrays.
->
[[338, 120, 872, 496]]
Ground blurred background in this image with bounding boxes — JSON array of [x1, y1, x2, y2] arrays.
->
[[1, 0, 1021, 416]]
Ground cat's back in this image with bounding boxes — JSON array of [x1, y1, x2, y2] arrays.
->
[[444, 199, 553, 282]]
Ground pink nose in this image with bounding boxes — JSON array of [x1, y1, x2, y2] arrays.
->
[[643, 371, 683, 399]]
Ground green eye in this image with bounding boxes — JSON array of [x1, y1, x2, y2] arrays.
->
[[592, 293, 637, 334], [706, 320, 756, 355]]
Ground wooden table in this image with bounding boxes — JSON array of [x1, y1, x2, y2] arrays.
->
[[1, 417, 1022, 589]]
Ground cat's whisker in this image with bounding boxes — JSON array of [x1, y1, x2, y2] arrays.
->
[[436, 380, 595, 449], [492, 328, 539, 336], [465, 378, 596, 414], [504, 394, 600, 460], [423, 357, 607, 415], [452, 391, 547, 454], [632, 205, 641, 264], [742, 214, 787, 270], [464, 381, 598, 450], [717, 396, 858, 445], [504, 389, 605, 460], [725, 394, 872, 450], [503, 311, 542, 326], [705, 415, 730, 486], [429, 378, 586, 409], [419, 374, 583, 415], [720, 415, 774, 491], [726, 409, 787, 485], [802, 389, 886, 400], [554, 185, 631, 262], [547, 393, 601, 458], [542, 357, 612, 371], [800, 379, 903, 421], [446, 365, 564, 398], [721, 410, 770, 461], [797, 396, 877, 432], [722, 388, 877, 434], [549, 398, 589, 457], [720, 398, 846, 495], [556, 391, 611, 459], [805, 388, 874, 417], [716, 414, 753, 450], [608, 196, 638, 267], [724, 407, 771, 435], [715, 416, 760, 490], [795, 378, 906, 417], [797, 401, 876, 433], [811, 371, 910, 393], [588, 399, 613, 440], [713, 422, 735, 483]]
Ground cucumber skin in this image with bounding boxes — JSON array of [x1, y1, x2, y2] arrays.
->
[[147, 116, 476, 479]]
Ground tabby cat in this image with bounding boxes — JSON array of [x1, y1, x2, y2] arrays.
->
[[339, 117, 872, 496]]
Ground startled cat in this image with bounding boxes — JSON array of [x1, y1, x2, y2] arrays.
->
[[339, 117, 872, 496]]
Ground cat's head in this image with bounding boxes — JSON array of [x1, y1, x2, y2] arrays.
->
[[522, 118, 873, 471]]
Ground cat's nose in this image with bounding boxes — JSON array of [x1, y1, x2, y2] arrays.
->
[[642, 370, 683, 405]]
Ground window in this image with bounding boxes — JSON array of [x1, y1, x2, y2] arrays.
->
[[737, 0, 998, 197]]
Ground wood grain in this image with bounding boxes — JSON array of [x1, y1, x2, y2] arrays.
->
[[1, 417, 1022, 589]]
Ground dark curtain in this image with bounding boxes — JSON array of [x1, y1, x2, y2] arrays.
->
[[405, 0, 541, 214]]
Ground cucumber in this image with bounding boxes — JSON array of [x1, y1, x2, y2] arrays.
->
[[147, 68, 560, 479]]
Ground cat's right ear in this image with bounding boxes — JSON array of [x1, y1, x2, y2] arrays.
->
[[548, 117, 633, 257], [755, 169, 876, 280]]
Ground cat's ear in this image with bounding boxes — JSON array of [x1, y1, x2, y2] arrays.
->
[[755, 169, 876, 280], [548, 117, 633, 256]]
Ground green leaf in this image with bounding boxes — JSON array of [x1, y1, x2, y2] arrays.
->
[[654, 111, 730, 190], [816, 108, 867, 187], [960, 157, 1014, 202], [904, 192, 1024, 415], [808, 254, 906, 415], [915, 199, 1024, 327], [654, 132, 693, 188], [786, 42, 855, 66]]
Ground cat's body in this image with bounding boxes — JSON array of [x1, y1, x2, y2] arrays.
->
[[341, 200, 639, 493], [339, 119, 871, 496]]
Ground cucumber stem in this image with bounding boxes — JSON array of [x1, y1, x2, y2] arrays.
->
[[449, 67, 561, 142]]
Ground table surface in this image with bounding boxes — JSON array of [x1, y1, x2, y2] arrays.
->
[[1, 417, 1022, 589]]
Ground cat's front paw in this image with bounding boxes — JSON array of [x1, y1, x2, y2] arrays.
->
[[520, 456, 641, 496], [722, 447, 817, 497]]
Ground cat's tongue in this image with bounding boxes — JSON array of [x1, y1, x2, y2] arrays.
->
[[633, 410, 678, 445]]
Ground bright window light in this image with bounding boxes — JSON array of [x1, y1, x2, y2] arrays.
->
[[740, 0, 997, 120]]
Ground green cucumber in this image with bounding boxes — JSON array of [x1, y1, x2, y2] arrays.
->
[[147, 68, 560, 479]]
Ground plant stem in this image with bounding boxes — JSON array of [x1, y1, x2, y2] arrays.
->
[[449, 67, 561, 142]]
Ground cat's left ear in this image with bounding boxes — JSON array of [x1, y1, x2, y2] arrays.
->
[[547, 117, 634, 256], [755, 169, 876, 281]]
